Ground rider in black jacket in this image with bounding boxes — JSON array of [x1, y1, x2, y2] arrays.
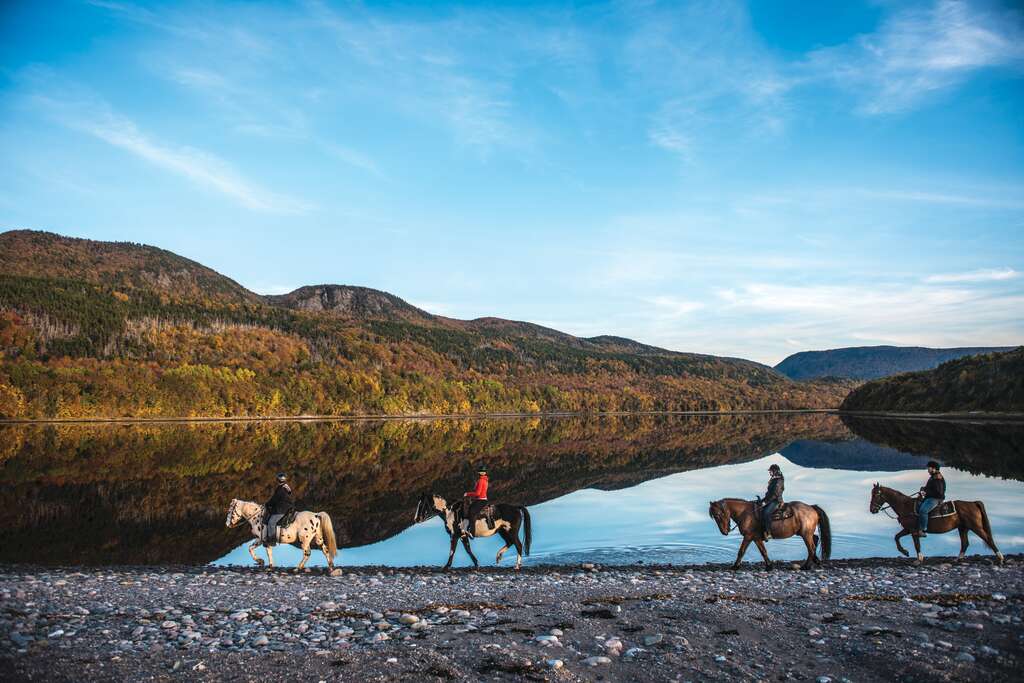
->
[[263, 473, 295, 543], [915, 461, 945, 537], [762, 464, 785, 540]]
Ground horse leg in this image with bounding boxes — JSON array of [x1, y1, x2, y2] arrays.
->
[[495, 529, 514, 566], [461, 536, 480, 568], [732, 536, 752, 570], [969, 509, 1004, 565], [511, 526, 525, 571], [443, 535, 458, 570], [753, 538, 772, 570], [912, 533, 923, 565], [320, 530, 334, 570], [894, 529, 911, 557], [248, 540, 265, 567], [957, 525, 969, 562], [265, 545, 274, 569], [295, 534, 312, 571], [800, 531, 817, 570]]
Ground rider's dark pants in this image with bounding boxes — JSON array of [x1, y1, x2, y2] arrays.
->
[[462, 498, 492, 534], [762, 501, 779, 536], [917, 497, 941, 532]]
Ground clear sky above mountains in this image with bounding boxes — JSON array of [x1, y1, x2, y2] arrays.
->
[[1, 0, 1022, 364]]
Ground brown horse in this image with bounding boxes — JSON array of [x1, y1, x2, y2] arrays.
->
[[869, 484, 1003, 565], [709, 498, 831, 570]]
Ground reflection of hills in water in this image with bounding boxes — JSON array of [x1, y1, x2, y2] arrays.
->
[[5, 413, 1021, 566], [781, 438, 932, 471], [840, 415, 1024, 482], [0, 413, 847, 565]]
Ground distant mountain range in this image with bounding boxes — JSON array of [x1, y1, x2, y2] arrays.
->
[[775, 345, 1015, 381], [0, 230, 852, 419], [840, 347, 1024, 414]]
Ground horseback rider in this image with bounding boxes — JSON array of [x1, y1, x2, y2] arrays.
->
[[915, 460, 945, 537], [761, 463, 785, 540], [263, 472, 295, 544], [460, 465, 494, 538]]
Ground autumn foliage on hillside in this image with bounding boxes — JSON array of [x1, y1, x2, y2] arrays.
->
[[0, 230, 854, 419], [840, 347, 1024, 414]]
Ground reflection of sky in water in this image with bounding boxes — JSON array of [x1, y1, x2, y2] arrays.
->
[[215, 453, 1024, 568]]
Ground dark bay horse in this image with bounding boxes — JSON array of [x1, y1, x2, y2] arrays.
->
[[869, 484, 1003, 565], [414, 494, 532, 570], [709, 498, 831, 570]]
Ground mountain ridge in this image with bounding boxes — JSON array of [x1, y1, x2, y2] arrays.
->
[[0, 229, 851, 419], [775, 344, 1016, 381]]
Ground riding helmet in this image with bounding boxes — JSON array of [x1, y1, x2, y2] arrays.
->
[[927, 460, 940, 470], [768, 464, 782, 474], [276, 472, 287, 482], [477, 464, 487, 474]]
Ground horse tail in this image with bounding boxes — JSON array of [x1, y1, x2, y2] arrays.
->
[[813, 505, 831, 562], [975, 500, 1000, 551], [318, 512, 338, 560], [520, 506, 532, 556]]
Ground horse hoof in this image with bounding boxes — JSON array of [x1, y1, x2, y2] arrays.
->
[[898, 549, 909, 557], [730, 564, 740, 571]]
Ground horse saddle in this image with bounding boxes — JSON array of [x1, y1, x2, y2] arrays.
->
[[279, 509, 297, 527], [928, 501, 956, 518], [754, 499, 793, 521]]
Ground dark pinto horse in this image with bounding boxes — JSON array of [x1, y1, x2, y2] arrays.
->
[[414, 493, 532, 570], [869, 484, 1004, 565], [709, 498, 831, 570]]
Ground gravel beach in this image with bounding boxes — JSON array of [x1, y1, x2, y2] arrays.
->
[[2, 556, 1021, 682]]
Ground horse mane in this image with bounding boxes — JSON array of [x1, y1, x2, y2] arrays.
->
[[878, 485, 912, 500]]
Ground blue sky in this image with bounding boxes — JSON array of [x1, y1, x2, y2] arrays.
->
[[1, 0, 1022, 364]]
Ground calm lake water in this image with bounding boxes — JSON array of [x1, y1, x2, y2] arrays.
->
[[1, 413, 1021, 568]]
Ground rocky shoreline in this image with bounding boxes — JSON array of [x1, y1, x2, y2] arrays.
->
[[2, 556, 1021, 682]]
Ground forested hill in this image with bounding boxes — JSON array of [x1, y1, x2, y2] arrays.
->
[[840, 347, 1024, 414], [0, 229, 852, 419], [775, 345, 1015, 381]]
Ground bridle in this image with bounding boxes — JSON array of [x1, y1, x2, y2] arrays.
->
[[871, 487, 914, 521], [710, 502, 736, 534]]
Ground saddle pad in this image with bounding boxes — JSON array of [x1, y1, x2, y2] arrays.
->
[[929, 501, 956, 518], [770, 505, 794, 521]]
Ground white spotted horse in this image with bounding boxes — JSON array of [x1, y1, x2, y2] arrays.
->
[[414, 493, 532, 570], [225, 499, 337, 570]]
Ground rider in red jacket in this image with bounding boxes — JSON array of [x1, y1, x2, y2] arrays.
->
[[461, 465, 493, 537]]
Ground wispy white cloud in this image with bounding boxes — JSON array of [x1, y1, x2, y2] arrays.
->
[[924, 267, 1019, 283], [27, 83, 310, 214], [852, 187, 1024, 209], [643, 296, 704, 318], [325, 144, 385, 179], [806, 0, 1024, 114]]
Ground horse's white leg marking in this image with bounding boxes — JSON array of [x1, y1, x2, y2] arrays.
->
[[514, 550, 522, 570], [997, 551, 1004, 565], [266, 545, 274, 568], [916, 551, 924, 564], [296, 528, 313, 570], [248, 541, 263, 566]]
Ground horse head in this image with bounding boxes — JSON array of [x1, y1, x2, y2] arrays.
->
[[708, 500, 731, 536], [225, 499, 244, 528], [414, 493, 446, 524], [869, 482, 883, 514]]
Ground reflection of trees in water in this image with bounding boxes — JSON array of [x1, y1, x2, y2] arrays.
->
[[841, 415, 1024, 482], [0, 414, 850, 565]]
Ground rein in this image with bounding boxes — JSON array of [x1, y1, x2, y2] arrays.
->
[[875, 489, 920, 521]]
